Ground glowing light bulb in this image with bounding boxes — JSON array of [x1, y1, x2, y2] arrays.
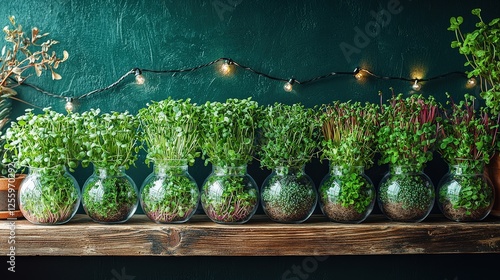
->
[[412, 80, 422, 91], [135, 74, 145, 85], [65, 98, 74, 112], [219, 60, 233, 76], [466, 77, 477, 88], [353, 67, 363, 80], [134, 68, 145, 84], [283, 79, 294, 92]]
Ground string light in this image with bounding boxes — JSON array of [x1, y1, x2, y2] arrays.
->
[[17, 57, 471, 111], [135, 68, 145, 85], [219, 59, 233, 76], [412, 79, 422, 91], [353, 67, 365, 81], [466, 77, 477, 89], [64, 97, 74, 112], [283, 79, 295, 92]]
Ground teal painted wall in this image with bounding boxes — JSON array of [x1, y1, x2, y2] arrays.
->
[[6, 0, 490, 110], [3, 0, 497, 204], [2, 0, 500, 279]]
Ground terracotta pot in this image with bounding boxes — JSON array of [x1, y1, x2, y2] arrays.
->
[[488, 152, 500, 217], [0, 174, 26, 219]]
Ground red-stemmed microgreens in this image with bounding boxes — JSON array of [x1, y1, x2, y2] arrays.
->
[[377, 91, 440, 171], [321, 101, 379, 168], [438, 93, 499, 173], [437, 93, 498, 216]]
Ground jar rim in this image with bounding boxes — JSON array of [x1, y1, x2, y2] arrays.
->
[[153, 159, 190, 166], [388, 164, 423, 174], [212, 164, 248, 175]]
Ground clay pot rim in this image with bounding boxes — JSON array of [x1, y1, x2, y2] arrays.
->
[[0, 174, 27, 191]]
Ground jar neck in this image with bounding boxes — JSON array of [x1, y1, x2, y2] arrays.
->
[[29, 165, 67, 176], [449, 161, 483, 175], [329, 165, 364, 176], [93, 165, 126, 177], [389, 165, 422, 174], [213, 164, 247, 176], [154, 160, 189, 176], [274, 166, 305, 176]]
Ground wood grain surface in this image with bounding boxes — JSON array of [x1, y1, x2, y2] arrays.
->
[[2, 214, 500, 256]]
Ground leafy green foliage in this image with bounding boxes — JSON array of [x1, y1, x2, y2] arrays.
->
[[198, 98, 260, 223], [321, 101, 379, 168], [199, 98, 259, 167], [80, 110, 140, 222], [437, 95, 497, 219], [437, 94, 498, 172], [3, 108, 84, 171], [2, 108, 82, 224], [0, 16, 69, 175], [258, 103, 321, 169], [449, 8, 500, 114], [377, 92, 439, 170], [439, 170, 494, 217], [138, 97, 201, 166], [80, 109, 140, 171], [82, 167, 138, 222], [19, 166, 80, 224], [140, 163, 199, 223], [320, 166, 374, 214]]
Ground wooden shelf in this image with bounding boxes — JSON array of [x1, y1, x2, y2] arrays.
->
[[2, 214, 500, 256]]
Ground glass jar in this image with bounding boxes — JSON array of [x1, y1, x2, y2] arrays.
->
[[319, 165, 375, 223], [201, 164, 259, 224], [437, 163, 494, 222], [82, 165, 139, 223], [19, 166, 80, 225], [378, 165, 435, 222], [140, 160, 199, 223], [261, 166, 317, 223]]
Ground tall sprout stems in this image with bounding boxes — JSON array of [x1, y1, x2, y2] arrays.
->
[[321, 101, 379, 168], [258, 103, 321, 170], [199, 98, 259, 167], [438, 93, 499, 168], [138, 98, 200, 166], [377, 90, 440, 169], [80, 109, 140, 171]]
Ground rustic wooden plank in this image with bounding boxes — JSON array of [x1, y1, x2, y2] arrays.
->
[[1, 214, 500, 256]]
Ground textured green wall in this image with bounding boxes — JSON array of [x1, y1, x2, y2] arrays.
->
[[3, 0, 497, 196], [2, 0, 500, 279], [6, 0, 489, 110]]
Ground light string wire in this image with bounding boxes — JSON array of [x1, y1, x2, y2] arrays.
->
[[15, 57, 471, 104]]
